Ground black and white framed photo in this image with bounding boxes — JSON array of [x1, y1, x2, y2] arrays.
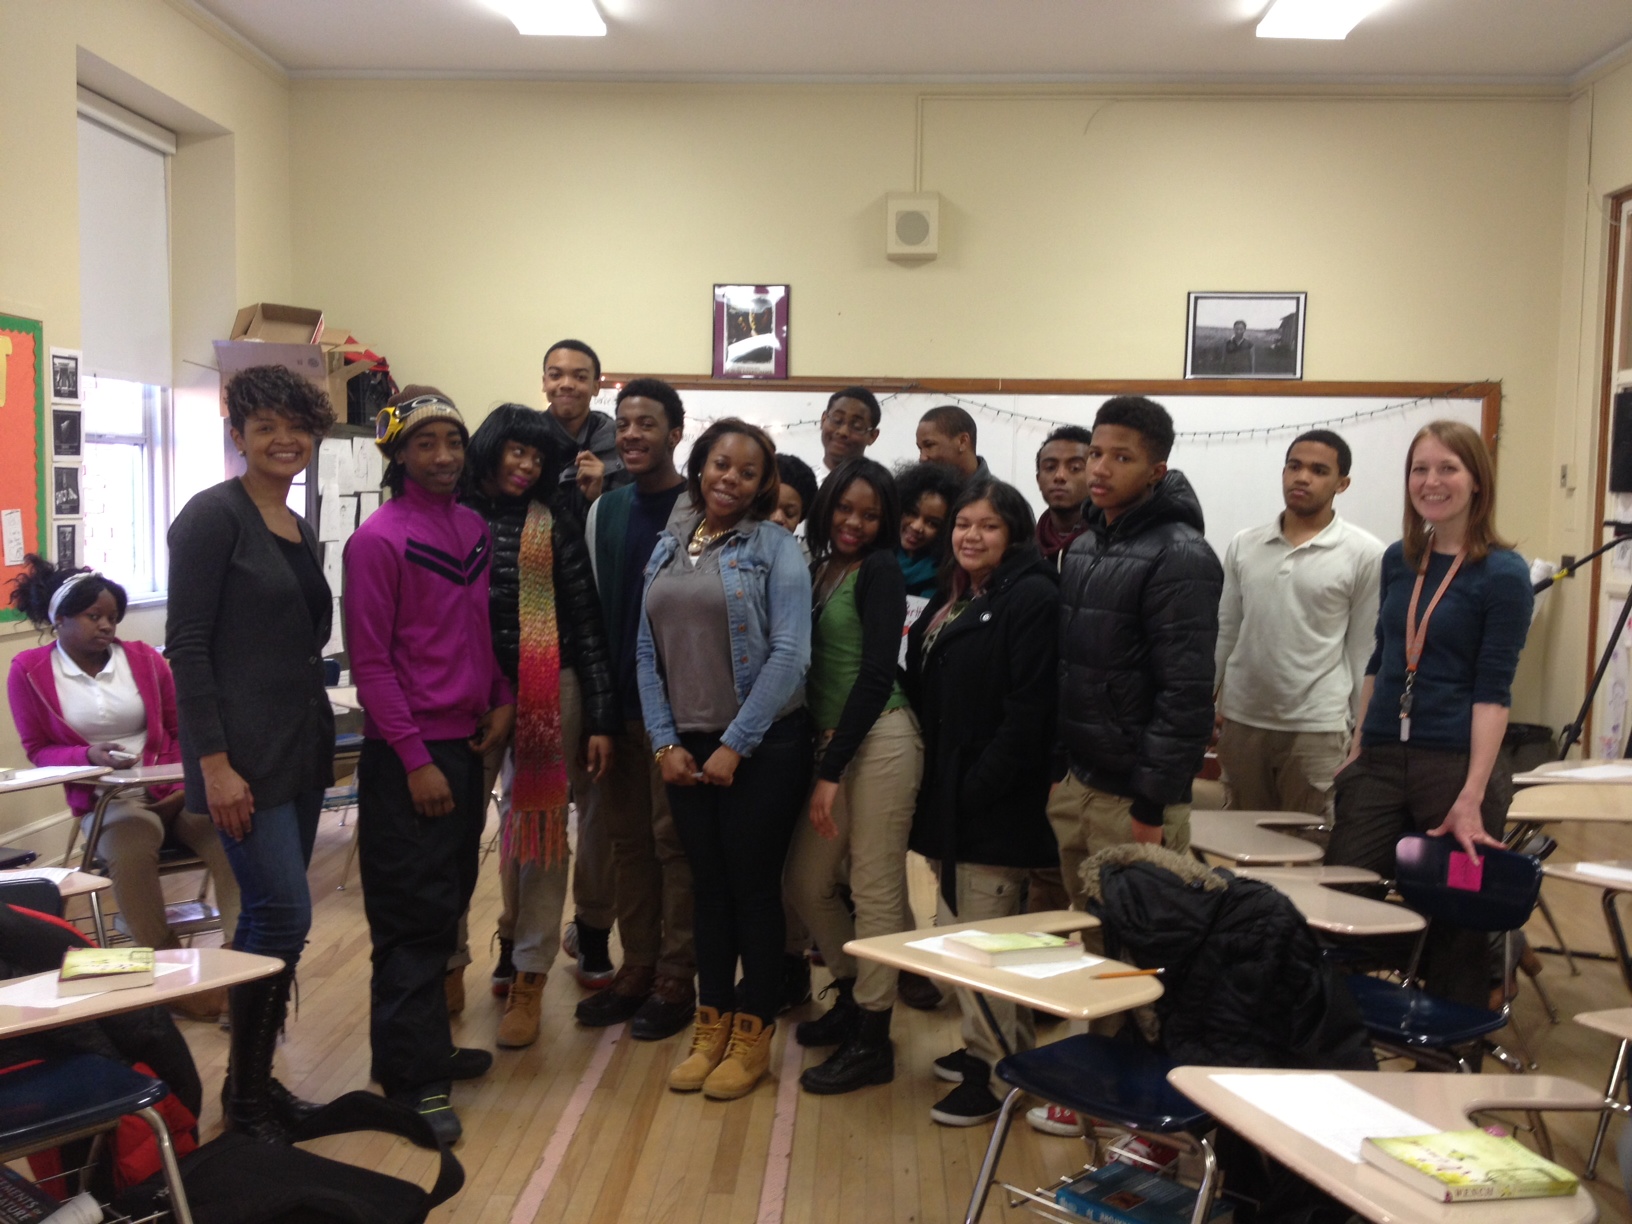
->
[[1185, 292, 1306, 380], [52, 409, 81, 458], [49, 347, 82, 403], [55, 523, 77, 571], [53, 465, 81, 517]]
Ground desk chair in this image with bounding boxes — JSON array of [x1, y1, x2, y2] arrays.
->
[[0, 1054, 195, 1224], [965, 1035, 1217, 1224], [0, 879, 64, 920], [1347, 834, 1543, 1077], [329, 733, 364, 891], [77, 803, 220, 946]]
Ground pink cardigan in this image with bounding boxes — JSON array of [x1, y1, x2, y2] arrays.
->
[[6, 639, 183, 818]]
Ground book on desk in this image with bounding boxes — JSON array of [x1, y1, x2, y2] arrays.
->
[[940, 930, 1084, 967], [57, 946, 155, 996], [1360, 1130, 1579, 1202]]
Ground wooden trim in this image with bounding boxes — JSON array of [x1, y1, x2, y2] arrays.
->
[[604, 375, 1501, 448], [1586, 189, 1632, 745]]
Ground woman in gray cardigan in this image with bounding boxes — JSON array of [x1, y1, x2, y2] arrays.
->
[[166, 364, 336, 1143]]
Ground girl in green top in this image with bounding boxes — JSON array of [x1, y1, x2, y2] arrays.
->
[[784, 458, 926, 1095]]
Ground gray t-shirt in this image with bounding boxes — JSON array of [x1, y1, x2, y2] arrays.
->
[[646, 538, 741, 733]]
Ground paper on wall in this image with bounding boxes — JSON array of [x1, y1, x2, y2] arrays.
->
[[322, 542, 345, 592], [1, 509, 22, 566], [352, 437, 380, 492], [336, 495, 358, 542], [317, 439, 347, 496], [318, 493, 344, 542], [357, 491, 381, 525], [324, 597, 344, 656]]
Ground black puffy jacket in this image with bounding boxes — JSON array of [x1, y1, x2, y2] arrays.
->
[[1085, 844, 1375, 1071], [464, 489, 619, 737], [1057, 470, 1223, 821], [904, 547, 1061, 907]]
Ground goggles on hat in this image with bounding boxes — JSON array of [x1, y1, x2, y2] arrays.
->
[[375, 394, 456, 450]]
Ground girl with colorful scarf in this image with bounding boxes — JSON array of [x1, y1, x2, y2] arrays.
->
[[459, 405, 619, 1050]]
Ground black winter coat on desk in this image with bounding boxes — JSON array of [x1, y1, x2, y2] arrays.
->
[[1057, 470, 1223, 820], [464, 488, 619, 737], [903, 545, 1060, 910]]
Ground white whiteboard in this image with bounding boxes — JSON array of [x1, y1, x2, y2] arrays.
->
[[594, 384, 1489, 559]]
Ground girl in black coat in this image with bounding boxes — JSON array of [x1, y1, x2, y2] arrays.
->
[[903, 479, 1060, 1128]]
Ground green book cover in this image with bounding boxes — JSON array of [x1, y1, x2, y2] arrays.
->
[[58, 946, 156, 995], [1361, 1130, 1578, 1202]]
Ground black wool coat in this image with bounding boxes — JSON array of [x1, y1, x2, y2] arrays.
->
[[904, 546, 1061, 905]]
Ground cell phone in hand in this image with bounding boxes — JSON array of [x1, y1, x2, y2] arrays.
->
[[108, 751, 138, 767]]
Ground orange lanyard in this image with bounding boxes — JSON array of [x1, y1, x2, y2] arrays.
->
[[1399, 548, 1464, 741]]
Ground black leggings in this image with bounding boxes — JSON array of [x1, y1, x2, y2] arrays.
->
[[667, 713, 813, 1024]]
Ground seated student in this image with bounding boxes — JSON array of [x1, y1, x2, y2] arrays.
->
[[784, 459, 924, 1095], [456, 404, 616, 1050], [818, 387, 882, 475], [6, 556, 239, 1020], [637, 418, 812, 1101], [770, 453, 819, 536], [344, 387, 514, 1142], [915, 405, 989, 481], [894, 461, 963, 598], [904, 480, 1059, 1127]]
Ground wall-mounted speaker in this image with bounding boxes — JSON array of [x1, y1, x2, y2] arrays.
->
[[886, 192, 940, 262]]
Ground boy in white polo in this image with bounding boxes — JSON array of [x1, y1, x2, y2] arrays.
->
[[1214, 429, 1383, 815]]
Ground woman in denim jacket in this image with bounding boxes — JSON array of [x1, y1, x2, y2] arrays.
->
[[636, 417, 812, 1101]]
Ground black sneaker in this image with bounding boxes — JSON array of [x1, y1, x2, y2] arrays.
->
[[933, 1047, 974, 1083], [491, 936, 516, 998], [571, 920, 616, 989], [930, 1078, 1002, 1127], [446, 1047, 492, 1080], [391, 1085, 461, 1145], [575, 965, 653, 1027]]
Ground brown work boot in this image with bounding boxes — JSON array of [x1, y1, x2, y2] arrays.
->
[[445, 966, 466, 1015], [668, 1006, 733, 1092], [496, 971, 544, 1048], [703, 1013, 775, 1100], [575, 964, 655, 1027]]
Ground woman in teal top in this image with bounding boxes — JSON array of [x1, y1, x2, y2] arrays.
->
[[784, 458, 925, 1096]]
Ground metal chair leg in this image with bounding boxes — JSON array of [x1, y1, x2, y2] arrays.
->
[[1536, 896, 1579, 976], [1587, 1038, 1629, 1179], [1188, 1136, 1218, 1224], [1525, 1111, 1555, 1161], [337, 813, 361, 891], [964, 1087, 1025, 1224], [137, 1104, 195, 1224]]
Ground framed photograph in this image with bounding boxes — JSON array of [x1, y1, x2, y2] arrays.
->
[[50, 347, 82, 403], [1185, 292, 1306, 380], [53, 465, 81, 518], [52, 409, 81, 458], [55, 522, 77, 571], [713, 284, 790, 379]]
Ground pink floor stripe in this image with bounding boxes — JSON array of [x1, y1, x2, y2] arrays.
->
[[511, 1023, 624, 1224], [755, 1032, 804, 1224]]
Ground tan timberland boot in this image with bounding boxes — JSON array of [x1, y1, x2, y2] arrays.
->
[[702, 1012, 775, 1100], [668, 1006, 733, 1091]]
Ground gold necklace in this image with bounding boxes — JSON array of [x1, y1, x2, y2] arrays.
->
[[689, 521, 728, 557]]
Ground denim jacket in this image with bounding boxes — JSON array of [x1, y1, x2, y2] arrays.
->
[[636, 511, 811, 756]]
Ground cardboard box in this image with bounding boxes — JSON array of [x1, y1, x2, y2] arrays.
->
[[230, 302, 324, 345], [212, 339, 377, 418]]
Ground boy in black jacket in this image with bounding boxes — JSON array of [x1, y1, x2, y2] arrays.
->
[[1054, 397, 1223, 888]]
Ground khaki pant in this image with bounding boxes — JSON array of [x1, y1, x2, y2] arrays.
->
[[1216, 720, 1347, 817], [601, 718, 694, 979], [935, 861, 1034, 1092], [1048, 772, 1191, 909], [93, 793, 240, 949], [784, 708, 923, 1011]]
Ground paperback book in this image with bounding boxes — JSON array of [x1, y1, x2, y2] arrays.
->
[[1360, 1130, 1578, 1202], [941, 930, 1083, 967], [1053, 1162, 1233, 1224], [57, 946, 155, 996]]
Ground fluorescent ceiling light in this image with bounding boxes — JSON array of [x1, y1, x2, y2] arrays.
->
[[1256, 0, 1381, 40], [483, 0, 607, 37]]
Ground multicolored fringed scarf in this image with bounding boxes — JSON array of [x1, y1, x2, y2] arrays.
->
[[503, 500, 569, 867]]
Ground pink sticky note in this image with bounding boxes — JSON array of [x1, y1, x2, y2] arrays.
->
[[1447, 851, 1484, 891]]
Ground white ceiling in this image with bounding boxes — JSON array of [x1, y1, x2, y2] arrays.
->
[[187, 0, 1632, 85]]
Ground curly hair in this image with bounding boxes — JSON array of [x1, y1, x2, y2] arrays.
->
[[7, 554, 127, 632], [223, 365, 336, 437]]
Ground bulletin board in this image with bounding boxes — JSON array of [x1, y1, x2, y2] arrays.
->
[[0, 315, 46, 622]]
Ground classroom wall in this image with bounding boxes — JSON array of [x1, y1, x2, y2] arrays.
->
[[289, 79, 1572, 711], [0, 0, 293, 845]]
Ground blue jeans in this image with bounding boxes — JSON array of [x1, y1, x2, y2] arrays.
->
[[219, 789, 323, 967]]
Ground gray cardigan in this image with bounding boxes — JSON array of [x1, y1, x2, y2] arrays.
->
[[166, 479, 335, 813]]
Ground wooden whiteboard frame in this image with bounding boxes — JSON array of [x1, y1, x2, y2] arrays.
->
[[606, 376, 1501, 452]]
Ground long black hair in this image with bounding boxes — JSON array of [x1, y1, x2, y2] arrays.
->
[[462, 403, 564, 500], [939, 479, 1037, 595], [7, 554, 128, 633], [894, 460, 964, 565], [808, 458, 899, 563]]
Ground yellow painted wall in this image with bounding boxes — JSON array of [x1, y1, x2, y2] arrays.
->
[[0, 0, 293, 845]]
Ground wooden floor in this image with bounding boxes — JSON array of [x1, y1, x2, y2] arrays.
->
[[131, 803, 1632, 1224]]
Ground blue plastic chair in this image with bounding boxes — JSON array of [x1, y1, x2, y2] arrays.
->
[[964, 1035, 1217, 1224], [0, 1053, 195, 1224], [1347, 834, 1542, 1073]]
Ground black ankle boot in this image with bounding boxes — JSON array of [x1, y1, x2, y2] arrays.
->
[[224, 966, 322, 1142], [800, 1006, 894, 1095], [794, 977, 859, 1047]]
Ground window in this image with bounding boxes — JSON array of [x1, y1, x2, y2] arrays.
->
[[79, 377, 168, 594]]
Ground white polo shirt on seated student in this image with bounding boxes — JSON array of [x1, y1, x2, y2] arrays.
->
[[1214, 511, 1383, 814], [53, 641, 147, 761]]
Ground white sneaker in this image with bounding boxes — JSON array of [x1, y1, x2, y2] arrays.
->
[[1026, 1103, 1084, 1136]]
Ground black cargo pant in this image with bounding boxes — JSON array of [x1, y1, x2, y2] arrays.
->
[[1326, 741, 1511, 1009], [358, 736, 485, 1096]]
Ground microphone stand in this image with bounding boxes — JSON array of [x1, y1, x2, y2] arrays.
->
[[1543, 524, 1632, 760]]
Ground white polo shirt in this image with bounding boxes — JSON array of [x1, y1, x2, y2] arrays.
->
[[52, 641, 147, 757], [1214, 512, 1384, 734]]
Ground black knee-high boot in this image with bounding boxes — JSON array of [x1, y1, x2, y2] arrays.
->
[[224, 966, 322, 1142]]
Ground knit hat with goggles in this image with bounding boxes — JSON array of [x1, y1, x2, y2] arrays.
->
[[375, 386, 466, 454]]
